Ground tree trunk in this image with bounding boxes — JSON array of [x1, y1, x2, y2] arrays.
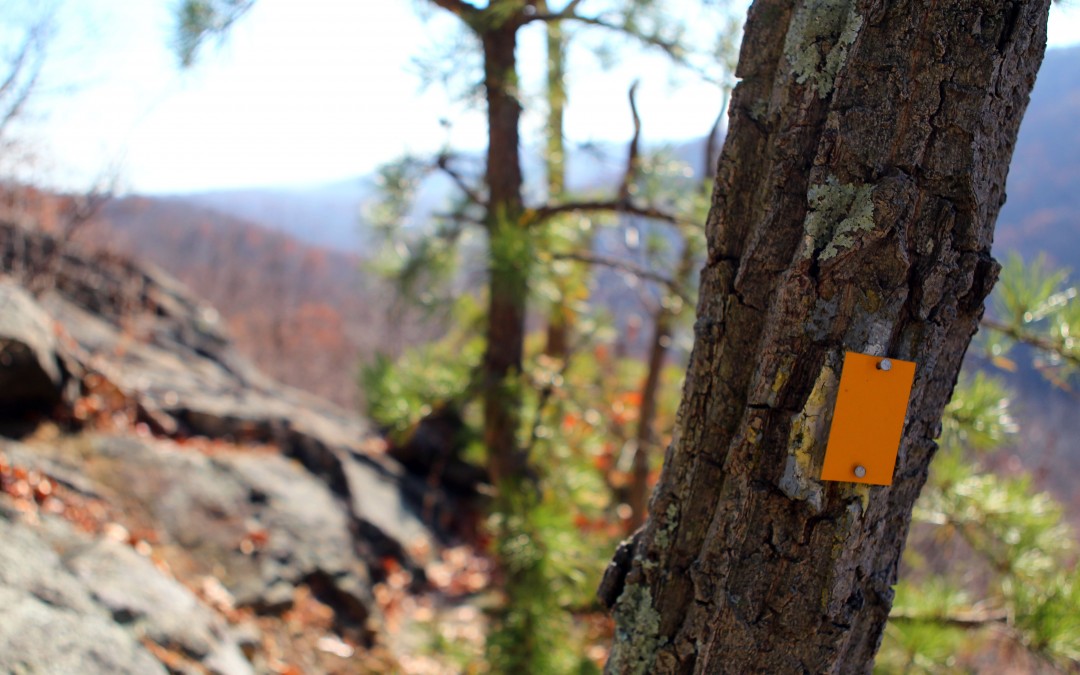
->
[[602, 1, 1050, 672], [627, 239, 697, 532], [541, 7, 574, 360], [480, 22, 529, 485], [626, 303, 671, 532]]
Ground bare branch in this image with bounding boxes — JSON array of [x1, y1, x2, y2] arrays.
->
[[618, 80, 642, 203], [436, 153, 487, 208], [0, 66, 40, 140], [0, 31, 39, 99], [529, 199, 693, 228], [429, 0, 483, 23], [550, 251, 689, 303], [704, 93, 728, 184], [0, 24, 47, 141], [61, 189, 112, 242]]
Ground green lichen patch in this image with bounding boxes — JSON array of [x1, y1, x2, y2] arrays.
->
[[783, 0, 864, 98], [653, 501, 681, 552], [804, 177, 876, 261], [609, 583, 666, 675]]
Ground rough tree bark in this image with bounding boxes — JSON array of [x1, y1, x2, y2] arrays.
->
[[601, 0, 1051, 672]]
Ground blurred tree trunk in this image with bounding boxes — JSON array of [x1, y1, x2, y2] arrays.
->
[[480, 19, 530, 485], [601, 0, 1051, 672], [626, 240, 694, 532], [542, 5, 572, 360]]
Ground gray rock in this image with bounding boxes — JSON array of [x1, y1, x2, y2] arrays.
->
[[0, 438, 105, 498], [83, 435, 374, 627], [0, 586, 168, 675], [0, 219, 467, 666], [218, 452, 363, 581], [0, 516, 103, 617], [66, 539, 252, 674], [343, 454, 436, 560], [0, 503, 253, 675], [6, 221, 449, 569]]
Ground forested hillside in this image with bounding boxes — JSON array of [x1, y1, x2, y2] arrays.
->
[[995, 45, 1080, 268], [83, 196, 441, 409], [83, 46, 1080, 427]]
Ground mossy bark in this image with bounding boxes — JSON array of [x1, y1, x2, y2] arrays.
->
[[602, 0, 1051, 672]]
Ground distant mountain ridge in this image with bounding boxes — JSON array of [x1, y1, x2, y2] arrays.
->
[[93, 44, 1080, 416], [85, 195, 442, 409], [168, 177, 376, 252], [994, 44, 1080, 269], [155, 45, 1080, 271]]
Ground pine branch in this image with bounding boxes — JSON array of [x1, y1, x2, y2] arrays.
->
[[550, 251, 689, 303], [436, 153, 487, 208], [176, 0, 257, 67], [888, 609, 1009, 629], [523, 11, 719, 85], [980, 318, 1080, 369], [433, 211, 485, 227]]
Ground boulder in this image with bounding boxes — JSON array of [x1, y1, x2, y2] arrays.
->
[[0, 280, 63, 410], [0, 216, 477, 672]]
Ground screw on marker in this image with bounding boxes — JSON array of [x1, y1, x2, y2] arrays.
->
[[853, 465, 867, 478], [877, 358, 892, 372]]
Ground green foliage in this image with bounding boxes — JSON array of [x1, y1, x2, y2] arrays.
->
[[360, 310, 484, 441], [979, 252, 1080, 387], [940, 372, 1016, 452], [174, 0, 254, 67], [532, 212, 597, 313], [993, 253, 1068, 327], [486, 484, 606, 675], [880, 257, 1080, 672], [879, 580, 973, 673], [366, 157, 483, 310], [635, 150, 712, 224], [410, 24, 484, 106]]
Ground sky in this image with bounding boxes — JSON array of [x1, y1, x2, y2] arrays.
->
[[10, 0, 1080, 195]]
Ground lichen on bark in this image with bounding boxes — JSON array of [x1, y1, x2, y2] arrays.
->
[[608, 583, 664, 675], [803, 177, 876, 261], [783, 0, 864, 98]]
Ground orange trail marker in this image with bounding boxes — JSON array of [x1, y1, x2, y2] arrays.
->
[[821, 352, 916, 486]]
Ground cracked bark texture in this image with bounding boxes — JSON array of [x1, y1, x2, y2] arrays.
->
[[602, 1, 1050, 673]]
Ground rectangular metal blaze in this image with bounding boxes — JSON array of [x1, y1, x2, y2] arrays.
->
[[821, 351, 916, 486]]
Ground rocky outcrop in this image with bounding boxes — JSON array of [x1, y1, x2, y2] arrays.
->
[[0, 508, 205, 675], [0, 281, 65, 410], [0, 219, 478, 673]]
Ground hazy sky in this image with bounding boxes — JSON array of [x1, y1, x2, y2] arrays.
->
[[14, 0, 1080, 194]]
